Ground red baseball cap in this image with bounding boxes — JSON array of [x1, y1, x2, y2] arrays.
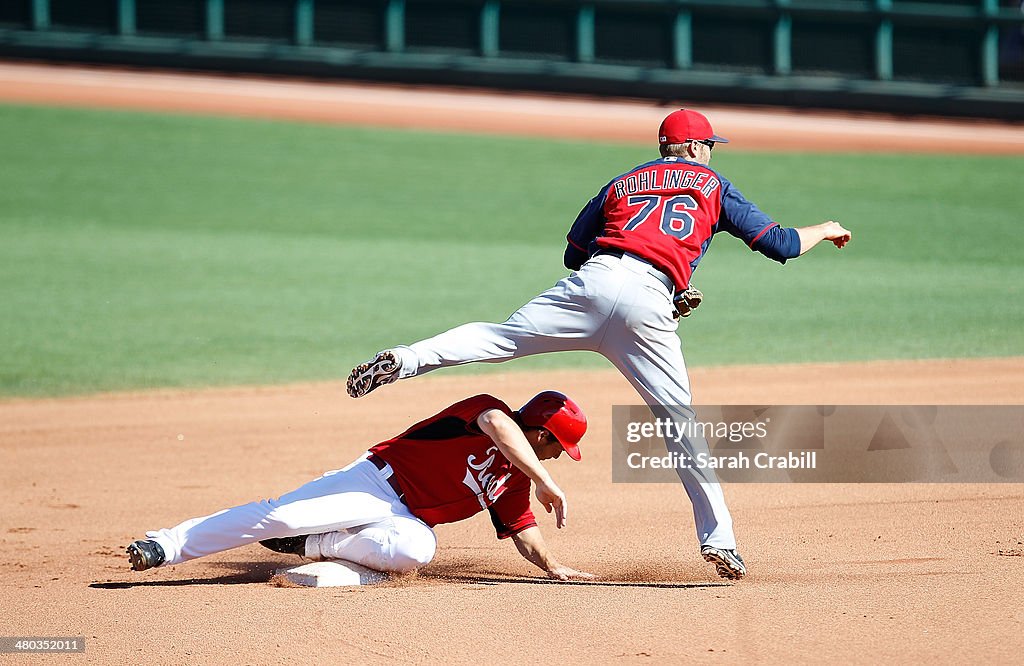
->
[[658, 109, 729, 145]]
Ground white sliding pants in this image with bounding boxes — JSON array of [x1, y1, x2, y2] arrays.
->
[[146, 456, 437, 572]]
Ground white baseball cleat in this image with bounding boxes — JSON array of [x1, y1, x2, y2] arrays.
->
[[346, 350, 402, 398], [701, 545, 747, 580]]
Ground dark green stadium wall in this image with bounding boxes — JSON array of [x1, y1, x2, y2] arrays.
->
[[1, 0, 1022, 119]]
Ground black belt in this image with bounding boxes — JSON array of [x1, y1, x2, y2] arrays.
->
[[367, 452, 406, 504], [594, 249, 676, 294]]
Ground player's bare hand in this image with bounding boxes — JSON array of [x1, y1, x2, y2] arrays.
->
[[535, 480, 567, 529], [547, 565, 595, 581], [821, 220, 851, 248]]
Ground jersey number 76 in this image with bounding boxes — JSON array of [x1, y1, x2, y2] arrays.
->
[[622, 194, 697, 241]]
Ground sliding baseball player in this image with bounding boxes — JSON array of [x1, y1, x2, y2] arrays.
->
[[126, 391, 592, 581]]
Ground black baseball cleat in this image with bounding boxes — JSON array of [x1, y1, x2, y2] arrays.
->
[[346, 350, 402, 398], [259, 535, 308, 556], [701, 545, 747, 580], [126, 539, 166, 571]]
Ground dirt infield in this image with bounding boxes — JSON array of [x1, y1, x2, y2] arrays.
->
[[2, 62, 1022, 663], [2, 359, 1023, 663], [1, 61, 1023, 154]]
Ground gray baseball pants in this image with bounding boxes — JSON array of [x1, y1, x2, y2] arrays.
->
[[392, 252, 736, 549]]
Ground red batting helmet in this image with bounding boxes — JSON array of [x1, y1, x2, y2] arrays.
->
[[518, 391, 587, 461]]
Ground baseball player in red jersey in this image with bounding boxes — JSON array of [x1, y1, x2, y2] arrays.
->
[[126, 391, 593, 581], [346, 109, 851, 580]]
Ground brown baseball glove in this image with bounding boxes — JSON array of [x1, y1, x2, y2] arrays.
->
[[673, 285, 703, 319]]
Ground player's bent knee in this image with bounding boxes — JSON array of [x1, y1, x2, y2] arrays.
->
[[383, 520, 437, 572]]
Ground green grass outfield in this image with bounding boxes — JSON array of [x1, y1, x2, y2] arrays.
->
[[1, 104, 1022, 397]]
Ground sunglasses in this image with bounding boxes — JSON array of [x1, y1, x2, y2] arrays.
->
[[691, 139, 715, 151]]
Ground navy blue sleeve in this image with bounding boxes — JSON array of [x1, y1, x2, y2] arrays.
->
[[716, 177, 800, 263], [564, 183, 612, 270]]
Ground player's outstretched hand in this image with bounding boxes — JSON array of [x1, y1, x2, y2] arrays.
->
[[547, 565, 596, 581], [822, 220, 852, 248], [535, 480, 567, 529], [797, 220, 852, 255]]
